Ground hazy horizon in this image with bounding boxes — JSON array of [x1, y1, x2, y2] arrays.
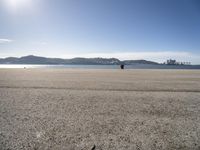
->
[[0, 0, 200, 64], [0, 53, 199, 65]]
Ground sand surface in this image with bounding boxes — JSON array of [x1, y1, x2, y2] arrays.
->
[[0, 69, 200, 150]]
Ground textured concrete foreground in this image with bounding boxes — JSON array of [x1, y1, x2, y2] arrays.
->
[[0, 69, 200, 150]]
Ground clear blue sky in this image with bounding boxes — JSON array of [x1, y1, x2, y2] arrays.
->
[[0, 0, 200, 63]]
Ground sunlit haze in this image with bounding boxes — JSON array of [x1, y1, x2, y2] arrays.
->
[[2, 0, 33, 12]]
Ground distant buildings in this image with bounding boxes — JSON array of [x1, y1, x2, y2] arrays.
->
[[166, 59, 176, 65], [164, 59, 191, 65]]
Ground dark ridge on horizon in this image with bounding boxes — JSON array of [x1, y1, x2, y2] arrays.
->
[[0, 55, 159, 65]]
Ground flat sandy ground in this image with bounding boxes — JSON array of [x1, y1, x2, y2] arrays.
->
[[0, 69, 200, 150]]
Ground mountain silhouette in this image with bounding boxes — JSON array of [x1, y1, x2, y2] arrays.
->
[[0, 55, 159, 65]]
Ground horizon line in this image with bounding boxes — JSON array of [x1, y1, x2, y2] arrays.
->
[[0, 51, 199, 64]]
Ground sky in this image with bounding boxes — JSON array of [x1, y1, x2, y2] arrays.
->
[[0, 0, 200, 64]]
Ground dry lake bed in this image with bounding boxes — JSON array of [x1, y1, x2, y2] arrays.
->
[[0, 69, 200, 150]]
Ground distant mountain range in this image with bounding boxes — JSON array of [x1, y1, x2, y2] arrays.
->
[[0, 55, 159, 65]]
